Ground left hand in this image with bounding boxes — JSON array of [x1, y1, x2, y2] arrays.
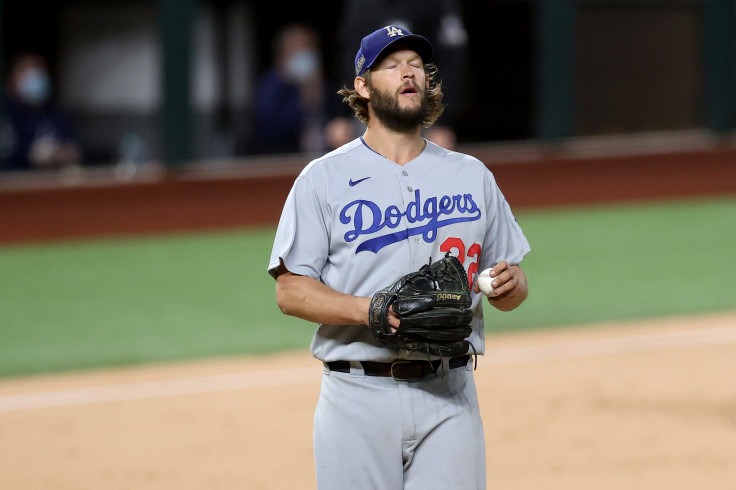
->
[[473, 261, 528, 311]]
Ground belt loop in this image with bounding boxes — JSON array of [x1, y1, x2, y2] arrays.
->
[[349, 361, 365, 378], [440, 357, 451, 374], [323, 362, 331, 375], [464, 356, 473, 371]]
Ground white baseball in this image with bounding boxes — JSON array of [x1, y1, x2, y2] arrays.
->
[[477, 268, 499, 297]]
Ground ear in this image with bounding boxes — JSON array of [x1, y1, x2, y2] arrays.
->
[[355, 76, 370, 99]]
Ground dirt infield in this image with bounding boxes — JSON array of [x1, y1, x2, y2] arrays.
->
[[2, 135, 735, 488], [1, 311, 735, 489]]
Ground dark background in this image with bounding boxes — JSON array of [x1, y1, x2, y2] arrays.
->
[[0, 0, 719, 165]]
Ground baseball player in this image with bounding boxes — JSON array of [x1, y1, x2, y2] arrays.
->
[[269, 25, 530, 488]]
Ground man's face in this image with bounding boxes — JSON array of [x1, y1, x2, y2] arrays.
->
[[366, 49, 429, 133]]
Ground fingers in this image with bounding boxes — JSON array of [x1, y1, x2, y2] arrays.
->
[[388, 305, 401, 332], [475, 261, 505, 295], [491, 273, 518, 297], [485, 262, 517, 297], [490, 261, 509, 277], [488, 265, 528, 311]]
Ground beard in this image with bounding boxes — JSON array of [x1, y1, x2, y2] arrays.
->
[[369, 84, 430, 133]]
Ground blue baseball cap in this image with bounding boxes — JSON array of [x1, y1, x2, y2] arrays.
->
[[354, 25, 433, 76]]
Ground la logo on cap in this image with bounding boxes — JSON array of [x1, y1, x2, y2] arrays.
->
[[385, 26, 405, 37], [354, 24, 433, 76]]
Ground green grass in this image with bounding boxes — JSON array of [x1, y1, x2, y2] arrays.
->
[[1, 197, 735, 377], [0, 229, 311, 377], [483, 197, 736, 332]]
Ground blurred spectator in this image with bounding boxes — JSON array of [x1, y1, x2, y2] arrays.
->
[[0, 52, 81, 171], [328, 0, 469, 150], [252, 23, 335, 155]]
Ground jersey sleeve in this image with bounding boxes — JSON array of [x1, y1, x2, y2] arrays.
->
[[480, 169, 531, 270], [268, 172, 330, 280]]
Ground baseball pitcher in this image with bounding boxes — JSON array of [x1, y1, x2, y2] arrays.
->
[[269, 24, 530, 489]]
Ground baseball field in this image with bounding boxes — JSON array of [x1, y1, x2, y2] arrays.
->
[[1, 143, 736, 488]]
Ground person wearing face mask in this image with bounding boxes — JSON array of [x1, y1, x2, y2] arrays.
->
[[1, 52, 81, 171], [252, 23, 335, 155]]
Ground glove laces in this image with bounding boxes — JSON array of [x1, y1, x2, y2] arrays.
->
[[428, 340, 478, 379]]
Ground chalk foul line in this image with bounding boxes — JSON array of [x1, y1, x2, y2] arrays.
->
[[1, 325, 735, 413]]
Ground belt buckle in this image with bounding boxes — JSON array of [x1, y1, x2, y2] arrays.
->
[[390, 360, 413, 381]]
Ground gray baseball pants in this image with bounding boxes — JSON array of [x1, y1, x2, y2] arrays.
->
[[314, 358, 486, 489]]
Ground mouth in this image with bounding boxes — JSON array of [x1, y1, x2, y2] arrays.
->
[[400, 85, 418, 96]]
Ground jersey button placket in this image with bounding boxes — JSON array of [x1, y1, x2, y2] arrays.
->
[[401, 169, 422, 248]]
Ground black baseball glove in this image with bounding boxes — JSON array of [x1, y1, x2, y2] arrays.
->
[[368, 253, 474, 359]]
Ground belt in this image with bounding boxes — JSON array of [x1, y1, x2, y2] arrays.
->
[[326, 355, 470, 381]]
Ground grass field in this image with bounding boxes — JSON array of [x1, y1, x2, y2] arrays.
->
[[1, 196, 735, 377]]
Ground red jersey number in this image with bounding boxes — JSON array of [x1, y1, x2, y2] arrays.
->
[[440, 238, 481, 289]]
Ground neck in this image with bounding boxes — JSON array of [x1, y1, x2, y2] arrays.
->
[[362, 123, 425, 166]]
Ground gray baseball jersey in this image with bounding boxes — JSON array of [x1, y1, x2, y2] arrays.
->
[[268, 138, 530, 362]]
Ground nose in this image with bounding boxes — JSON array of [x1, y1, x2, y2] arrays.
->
[[401, 64, 415, 79]]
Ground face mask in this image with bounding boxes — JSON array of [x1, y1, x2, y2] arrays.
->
[[285, 49, 319, 83], [18, 68, 51, 105]]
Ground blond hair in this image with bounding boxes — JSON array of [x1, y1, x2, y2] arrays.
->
[[337, 63, 445, 127]]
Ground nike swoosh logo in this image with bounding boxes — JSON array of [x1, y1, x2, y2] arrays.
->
[[349, 177, 371, 187]]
